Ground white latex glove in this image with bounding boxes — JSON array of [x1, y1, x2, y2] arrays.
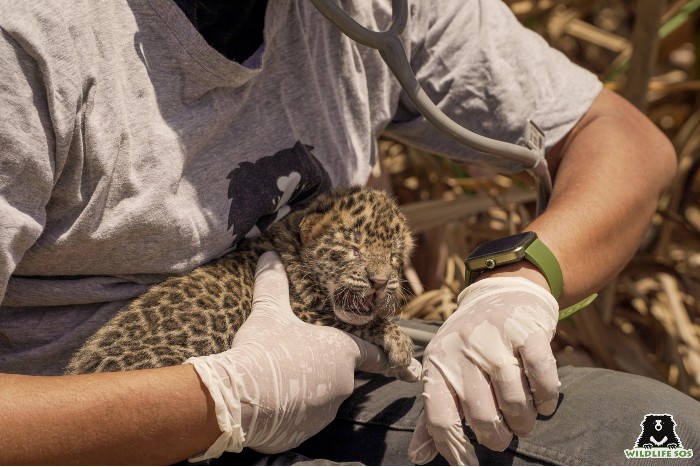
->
[[186, 251, 421, 462], [408, 277, 560, 465]]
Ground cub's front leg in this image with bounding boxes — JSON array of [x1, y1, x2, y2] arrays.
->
[[352, 318, 415, 371]]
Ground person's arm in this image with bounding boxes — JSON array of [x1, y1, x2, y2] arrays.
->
[[505, 88, 676, 304], [0, 366, 221, 465], [477, 88, 676, 300], [408, 89, 676, 465]]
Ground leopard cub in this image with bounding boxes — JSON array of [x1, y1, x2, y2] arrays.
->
[[66, 186, 416, 376]]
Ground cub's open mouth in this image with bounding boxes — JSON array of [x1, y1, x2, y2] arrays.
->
[[332, 290, 376, 325]]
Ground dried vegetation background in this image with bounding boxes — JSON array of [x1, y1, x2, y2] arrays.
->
[[372, 0, 700, 399]]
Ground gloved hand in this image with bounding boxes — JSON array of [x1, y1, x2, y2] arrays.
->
[[408, 277, 560, 465], [186, 251, 421, 461]]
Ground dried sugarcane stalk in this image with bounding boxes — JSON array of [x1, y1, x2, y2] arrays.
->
[[623, 0, 666, 111], [657, 273, 700, 385]]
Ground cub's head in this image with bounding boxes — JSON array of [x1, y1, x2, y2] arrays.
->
[[298, 186, 414, 325]]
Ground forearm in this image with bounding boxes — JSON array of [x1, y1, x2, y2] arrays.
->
[[485, 89, 676, 306], [0, 365, 221, 465]]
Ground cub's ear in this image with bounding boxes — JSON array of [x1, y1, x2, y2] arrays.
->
[[299, 212, 333, 245]]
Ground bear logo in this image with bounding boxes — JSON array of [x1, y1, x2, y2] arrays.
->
[[634, 414, 682, 449]]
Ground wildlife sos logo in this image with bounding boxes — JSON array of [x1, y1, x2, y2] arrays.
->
[[624, 414, 694, 460]]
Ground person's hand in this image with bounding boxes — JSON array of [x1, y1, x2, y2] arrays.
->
[[186, 251, 421, 461], [408, 277, 560, 465]]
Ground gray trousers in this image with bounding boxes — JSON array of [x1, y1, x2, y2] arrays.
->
[[217, 323, 700, 466]]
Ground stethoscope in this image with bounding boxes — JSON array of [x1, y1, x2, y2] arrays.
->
[[309, 0, 552, 216]]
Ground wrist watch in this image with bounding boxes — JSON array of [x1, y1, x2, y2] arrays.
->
[[464, 231, 597, 319]]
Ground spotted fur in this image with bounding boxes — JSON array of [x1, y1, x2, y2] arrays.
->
[[65, 186, 415, 374]]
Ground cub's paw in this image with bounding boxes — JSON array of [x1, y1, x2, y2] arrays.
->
[[381, 328, 422, 381], [384, 327, 414, 368], [386, 357, 422, 382]]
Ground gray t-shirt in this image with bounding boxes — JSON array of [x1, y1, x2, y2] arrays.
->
[[0, 0, 602, 375]]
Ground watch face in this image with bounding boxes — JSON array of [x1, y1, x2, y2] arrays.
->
[[468, 231, 536, 259]]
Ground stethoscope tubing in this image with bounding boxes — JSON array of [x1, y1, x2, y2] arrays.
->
[[309, 0, 552, 215]]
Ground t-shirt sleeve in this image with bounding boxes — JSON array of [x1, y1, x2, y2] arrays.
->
[[0, 26, 57, 301], [384, 0, 603, 171]]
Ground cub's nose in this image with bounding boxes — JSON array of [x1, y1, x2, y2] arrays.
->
[[369, 277, 388, 290]]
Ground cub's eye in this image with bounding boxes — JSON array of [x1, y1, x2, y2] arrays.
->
[[390, 253, 402, 264], [351, 247, 361, 257], [353, 230, 361, 242]]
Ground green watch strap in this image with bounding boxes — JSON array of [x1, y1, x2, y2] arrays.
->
[[523, 238, 596, 320], [523, 238, 564, 300], [558, 293, 598, 320]]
